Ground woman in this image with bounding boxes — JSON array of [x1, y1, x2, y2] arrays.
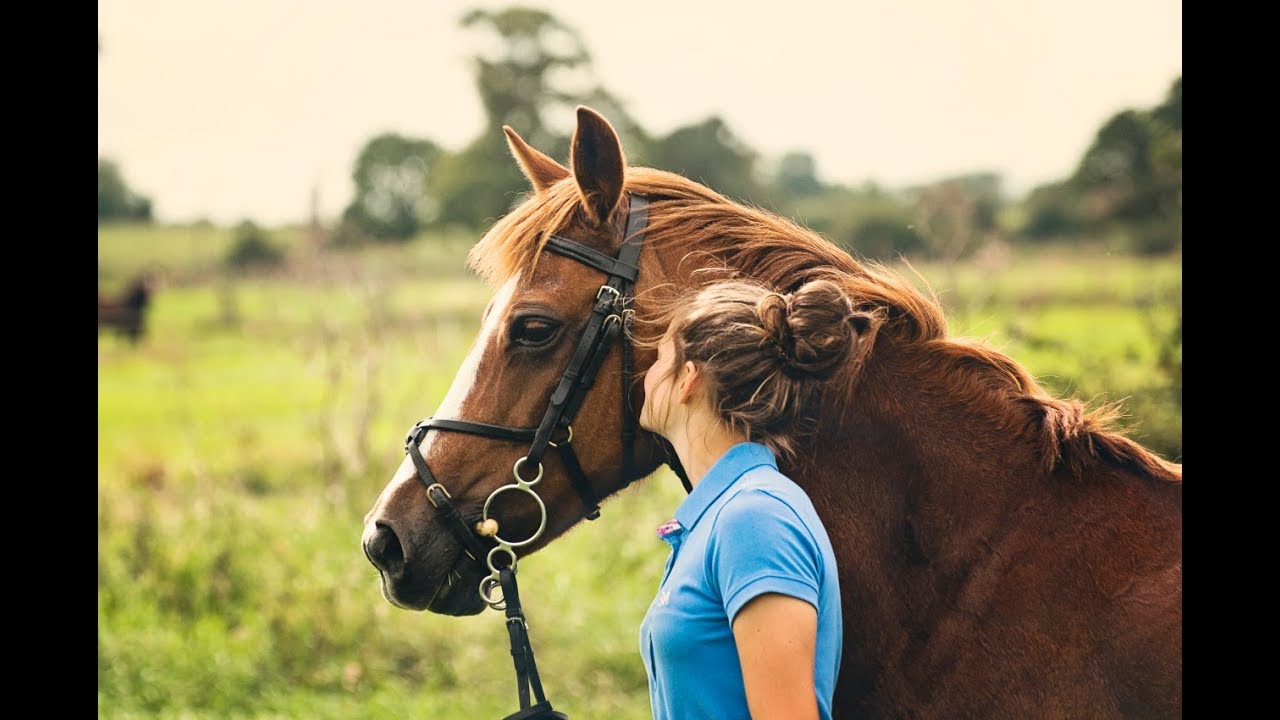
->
[[637, 278, 853, 720]]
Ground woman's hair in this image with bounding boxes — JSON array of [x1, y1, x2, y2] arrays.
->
[[645, 278, 861, 461]]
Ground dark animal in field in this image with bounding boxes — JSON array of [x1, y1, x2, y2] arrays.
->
[[98, 275, 153, 344]]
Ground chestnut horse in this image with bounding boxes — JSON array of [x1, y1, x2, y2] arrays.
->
[[363, 107, 1182, 718]]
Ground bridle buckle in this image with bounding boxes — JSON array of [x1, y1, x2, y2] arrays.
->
[[424, 482, 451, 508], [596, 284, 621, 304]]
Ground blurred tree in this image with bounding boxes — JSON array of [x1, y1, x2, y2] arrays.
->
[[463, 6, 590, 154], [1018, 75, 1181, 254], [1020, 180, 1091, 241], [845, 213, 924, 260], [1138, 77, 1183, 253], [341, 133, 443, 242], [645, 116, 760, 202], [226, 220, 284, 269], [1152, 77, 1181, 132], [1049, 76, 1182, 253], [432, 6, 646, 229], [98, 158, 153, 222], [907, 173, 1001, 233], [1073, 110, 1156, 205], [772, 151, 823, 199], [785, 186, 921, 261], [914, 180, 981, 262], [895, 173, 1002, 263]]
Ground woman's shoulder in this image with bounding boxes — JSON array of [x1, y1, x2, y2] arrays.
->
[[732, 465, 815, 509], [717, 470, 821, 532], [707, 477, 833, 584], [715, 466, 833, 542]]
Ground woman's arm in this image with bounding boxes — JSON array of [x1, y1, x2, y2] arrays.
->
[[732, 591, 820, 720]]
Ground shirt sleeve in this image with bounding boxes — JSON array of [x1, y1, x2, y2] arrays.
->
[[706, 487, 825, 623]]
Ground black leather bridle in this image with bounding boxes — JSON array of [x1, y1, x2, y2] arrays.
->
[[399, 194, 686, 720], [403, 193, 650, 564]]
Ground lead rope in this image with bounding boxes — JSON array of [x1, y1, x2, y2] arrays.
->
[[498, 567, 568, 720]]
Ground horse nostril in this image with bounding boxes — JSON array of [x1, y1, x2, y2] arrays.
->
[[363, 521, 405, 575]]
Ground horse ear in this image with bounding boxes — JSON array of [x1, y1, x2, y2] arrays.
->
[[504, 126, 570, 193], [570, 106, 626, 225]]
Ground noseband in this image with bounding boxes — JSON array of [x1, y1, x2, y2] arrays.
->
[[402, 193, 655, 608]]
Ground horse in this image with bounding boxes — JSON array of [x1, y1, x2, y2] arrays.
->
[[98, 274, 154, 344], [362, 107, 1182, 718]]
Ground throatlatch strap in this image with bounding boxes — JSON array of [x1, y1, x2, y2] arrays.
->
[[556, 444, 600, 520]]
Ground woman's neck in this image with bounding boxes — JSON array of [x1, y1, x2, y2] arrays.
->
[[667, 409, 749, 489]]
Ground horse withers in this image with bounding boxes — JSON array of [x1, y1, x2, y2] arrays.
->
[[363, 107, 1182, 718]]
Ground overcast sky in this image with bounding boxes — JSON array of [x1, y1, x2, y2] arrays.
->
[[97, 0, 1182, 226]]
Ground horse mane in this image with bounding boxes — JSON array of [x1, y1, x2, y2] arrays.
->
[[468, 168, 1182, 484]]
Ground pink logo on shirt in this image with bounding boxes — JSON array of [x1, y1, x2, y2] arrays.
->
[[656, 519, 683, 538]]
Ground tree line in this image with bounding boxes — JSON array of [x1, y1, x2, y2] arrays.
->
[[98, 7, 1181, 260]]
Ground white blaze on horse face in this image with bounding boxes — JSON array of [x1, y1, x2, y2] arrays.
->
[[389, 275, 520, 489]]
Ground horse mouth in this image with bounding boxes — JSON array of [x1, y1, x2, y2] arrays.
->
[[379, 560, 487, 616]]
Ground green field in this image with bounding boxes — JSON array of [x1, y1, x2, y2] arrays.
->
[[98, 224, 1181, 718]]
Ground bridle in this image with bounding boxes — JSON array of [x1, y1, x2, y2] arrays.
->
[[403, 191, 653, 596], [399, 194, 687, 719]]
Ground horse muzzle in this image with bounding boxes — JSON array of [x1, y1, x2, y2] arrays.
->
[[362, 519, 487, 615]]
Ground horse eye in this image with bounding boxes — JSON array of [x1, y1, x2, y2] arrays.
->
[[512, 317, 561, 347]]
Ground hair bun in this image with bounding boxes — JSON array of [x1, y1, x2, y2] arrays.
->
[[755, 292, 793, 362], [657, 278, 862, 462], [778, 279, 857, 379]]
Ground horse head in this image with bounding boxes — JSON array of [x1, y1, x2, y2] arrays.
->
[[362, 108, 676, 615]]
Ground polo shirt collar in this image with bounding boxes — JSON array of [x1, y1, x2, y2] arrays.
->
[[672, 442, 777, 533]]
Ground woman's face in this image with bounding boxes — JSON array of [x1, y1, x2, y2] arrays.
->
[[640, 333, 679, 435]]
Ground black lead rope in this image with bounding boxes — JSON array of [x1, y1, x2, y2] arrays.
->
[[499, 567, 568, 720]]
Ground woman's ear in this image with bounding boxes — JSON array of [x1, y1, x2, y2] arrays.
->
[[677, 361, 701, 404]]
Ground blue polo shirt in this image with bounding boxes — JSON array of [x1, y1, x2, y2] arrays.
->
[[639, 442, 842, 720]]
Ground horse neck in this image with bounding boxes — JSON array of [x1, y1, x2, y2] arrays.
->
[[786, 342, 1182, 708], [798, 329, 1178, 592], [790, 341, 1054, 579]]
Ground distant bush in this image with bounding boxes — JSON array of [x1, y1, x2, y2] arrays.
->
[[225, 221, 284, 269], [1121, 217, 1182, 256], [328, 216, 374, 248], [845, 214, 925, 260]]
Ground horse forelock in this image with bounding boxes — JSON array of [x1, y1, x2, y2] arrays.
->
[[466, 182, 582, 288], [465, 166, 1181, 483]]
